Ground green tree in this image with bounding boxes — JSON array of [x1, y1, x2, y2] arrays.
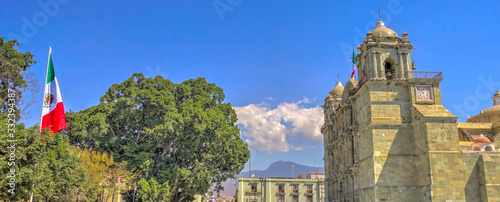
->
[[68, 73, 250, 201], [137, 178, 170, 202], [70, 146, 136, 201], [0, 36, 88, 201], [0, 37, 37, 118], [0, 116, 87, 201]]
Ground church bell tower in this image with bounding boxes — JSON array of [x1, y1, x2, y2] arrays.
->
[[355, 21, 415, 81], [321, 17, 478, 201]]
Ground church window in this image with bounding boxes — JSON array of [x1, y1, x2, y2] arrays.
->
[[384, 61, 393, 79]]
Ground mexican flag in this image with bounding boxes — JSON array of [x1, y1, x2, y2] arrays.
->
[[351, 48, 357, 78], [41, 48, 67, 133]]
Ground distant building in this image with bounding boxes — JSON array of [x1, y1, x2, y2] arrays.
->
[[216, 196, 235, 202], [297, 172, 325, 180], [321, 19, 500, 201], [237, 177, 321, 202], [297, 172, 325, 202]]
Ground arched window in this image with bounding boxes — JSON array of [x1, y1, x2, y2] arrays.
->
[[384, 62, 392, 73], [484, 145, 494, 151], [384, 58, 396, 80], [473, 146, 481, 151]]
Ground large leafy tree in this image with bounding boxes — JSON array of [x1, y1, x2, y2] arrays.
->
[[0, 117, 87, 201], [68, 73, 250, 201], [0, 36, 138, 201], [0, 37, 37, 118]]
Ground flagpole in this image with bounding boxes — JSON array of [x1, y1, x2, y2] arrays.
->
[[354, 46, 357, 81], [353, 46, 356, 81], [350, 45, 356, 80], [32, 47, 51, 202], [40, 47, 52, 132], [353, 45, 357, 81]]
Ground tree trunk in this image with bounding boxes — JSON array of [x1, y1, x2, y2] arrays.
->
[[132, 182, 137, 202]]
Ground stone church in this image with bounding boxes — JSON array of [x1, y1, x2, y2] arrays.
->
[[321, 20, 500, 201]]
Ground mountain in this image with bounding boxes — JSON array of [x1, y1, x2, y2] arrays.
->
[[218, 161, 324, 197], [238, 161, 324, 178]]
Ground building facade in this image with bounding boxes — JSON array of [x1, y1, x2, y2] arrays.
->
[[297, 172, 326, 202], [458, 91, 500, 152], [237, 177, 321, 202], [322, 20, 500, 201]]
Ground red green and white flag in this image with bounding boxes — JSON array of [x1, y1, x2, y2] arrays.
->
[[351, 48, 357, 78], [41, 47, 67, 133]]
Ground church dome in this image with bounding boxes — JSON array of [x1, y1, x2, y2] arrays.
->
[[468, 90, 500, 122], [474, 135, 492, 143], [485, 90, 500, 112], [329, 81, 344, 98], [371, 21, 398, 37], [483, 105, 500, 113]]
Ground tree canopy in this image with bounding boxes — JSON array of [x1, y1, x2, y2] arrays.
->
[[0, 117, 87, 201], [0, 117, 136, 201], [0, 35, 136, 201], [69, 146, 136, 201], [0, 37, 37, 118], [137, 177, 170, 202], [68, 73, 250, 201]]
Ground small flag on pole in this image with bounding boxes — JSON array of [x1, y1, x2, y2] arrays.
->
[[351, 48, 357, 78], [41, 47, 67, 134]]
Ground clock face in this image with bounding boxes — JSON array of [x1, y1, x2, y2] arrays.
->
[[416, 85, 433, 101]]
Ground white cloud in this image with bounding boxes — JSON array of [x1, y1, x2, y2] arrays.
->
[[233, 98, 324, 153], [291, 145, 317, 151]]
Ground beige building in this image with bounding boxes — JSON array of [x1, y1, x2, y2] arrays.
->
[[322, 20, 500, 201], [237, 177, 321, 202], [297, 172, 325, 180], [297, 172, 326, 202]]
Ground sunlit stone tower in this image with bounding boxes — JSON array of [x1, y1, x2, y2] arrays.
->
[[322, 20, 500, 201]]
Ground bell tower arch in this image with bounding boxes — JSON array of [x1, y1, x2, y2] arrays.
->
[[355, 21, 414, 81]]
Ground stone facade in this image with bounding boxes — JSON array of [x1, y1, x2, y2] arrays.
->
[[459, 90, 500, 150], [322, 20, 500, 201]]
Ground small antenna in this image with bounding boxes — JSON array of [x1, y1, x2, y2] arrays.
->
[[249, 153, 251, 178], [350, 45, 356, 60], [378, 3, 381, 21], [337, 74, 340, 82]]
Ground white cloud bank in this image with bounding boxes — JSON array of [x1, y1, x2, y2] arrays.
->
[[233, 98, 324, 153]]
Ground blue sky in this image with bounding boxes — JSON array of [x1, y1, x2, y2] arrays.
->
[[2, 0, 500, 171]]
